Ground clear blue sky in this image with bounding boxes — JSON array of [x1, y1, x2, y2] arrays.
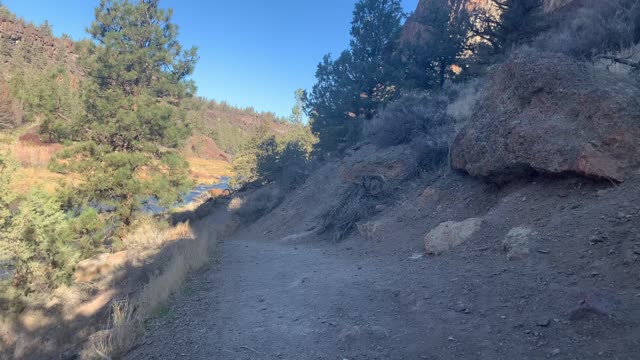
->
[[3, 0, 418, 118]]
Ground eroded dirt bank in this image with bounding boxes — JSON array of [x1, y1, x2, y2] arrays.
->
[[127, 164, 640, 359]]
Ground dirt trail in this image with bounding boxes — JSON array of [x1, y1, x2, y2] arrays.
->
[[126, 212, 639, 360]]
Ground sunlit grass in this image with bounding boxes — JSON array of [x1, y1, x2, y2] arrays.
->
[[186, 157, 234, 184], [10, 167, 78, 194]]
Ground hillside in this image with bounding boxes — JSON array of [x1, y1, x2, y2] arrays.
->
[[128, 1, 640, 359], [0, 7, 291, 184], [3, 0, 640, 359]]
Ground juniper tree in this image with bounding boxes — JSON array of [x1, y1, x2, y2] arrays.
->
[[306, 0, 404, 154], [402, 0, 469, 90]]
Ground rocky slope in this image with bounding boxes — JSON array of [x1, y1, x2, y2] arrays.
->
[[128, 13, 640, 355], [452, 51, 640, 183], [128, 137, 640, 359]]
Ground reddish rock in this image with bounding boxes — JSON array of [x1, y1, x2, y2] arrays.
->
[[401, 0, 493, 46], [183, 135, 229, 161], [451, 52, 640, 183]]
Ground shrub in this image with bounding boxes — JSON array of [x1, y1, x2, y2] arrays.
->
[[537, 0, 640, 59], [365, 92, 452, 148], [446, 79, 484, 126], [232, 133, 312, 191], [2, 189, 79, 293], [229, 186, 283, 223]]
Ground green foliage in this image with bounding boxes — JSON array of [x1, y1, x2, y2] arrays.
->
[[0, 153, 16, 232], [37, 20, 53, 37], [68, 208, 107, 259], [9, 67, 83, 140], [0, 2, 16, 21], [79, 0, 198, 152], [0, 81, 18, 129], [306, 0, 404, 154], [232, 124, 316, 190], [402, 0, 469, 89], [48, 0, 197, 229], [208, 121, 251, 155], [202, 99, 290, 156], [1, 188, 79, 294], [290, 88, 306, 124], [51, 142, 192, 227]]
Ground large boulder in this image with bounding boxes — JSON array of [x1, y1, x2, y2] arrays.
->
[[424, 218, 484, 255], [451, 52, 640, 183]]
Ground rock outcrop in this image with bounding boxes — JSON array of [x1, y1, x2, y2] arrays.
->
[[401, 0, 494, 46], [451, 52, 640, 183], [424, 217, 484, 255], [0, 18, 81, 77]]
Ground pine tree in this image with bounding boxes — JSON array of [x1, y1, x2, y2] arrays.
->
[[81, 0, 199, 151], [467, 0, 544, 71], [52, 0, 197, 227], [290, 89, 305, 124], [402, 0, 469, 89], [306, 0, 404, 154]]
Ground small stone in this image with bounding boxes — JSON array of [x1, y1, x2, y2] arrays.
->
[[454, 303, 470, 314], [536, 318, 551, 327], [550, 349, 561, 356], [589, 235, 606, 244]]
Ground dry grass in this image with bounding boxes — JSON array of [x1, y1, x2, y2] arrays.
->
[[123, 217, 193, 250], [186, 157, 233, 184], [13, 141, 62, 168], [1, 217, 217, 359], [228, 185, 284, 223], [91, 299, 142, 359], [91, 222, 217, 358], [11, 167, 72, 194], [446, 80, 483, 126], [136, 222, 214, 319]]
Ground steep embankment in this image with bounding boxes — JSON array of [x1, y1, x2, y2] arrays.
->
[[128, 141, 640, 359], [129, 20, 640, 358]]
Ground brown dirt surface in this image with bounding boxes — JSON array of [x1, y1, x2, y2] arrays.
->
[[126, 143, 640, 360], [182, 135, 229, 162]]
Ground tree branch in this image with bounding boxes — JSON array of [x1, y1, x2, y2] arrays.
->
[[595, 54, 640, 70]]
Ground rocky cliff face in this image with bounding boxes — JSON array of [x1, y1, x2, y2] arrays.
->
[[402, 0, 579, 45], [401, 0, 494, 45], [0, 18, 81, 77]]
